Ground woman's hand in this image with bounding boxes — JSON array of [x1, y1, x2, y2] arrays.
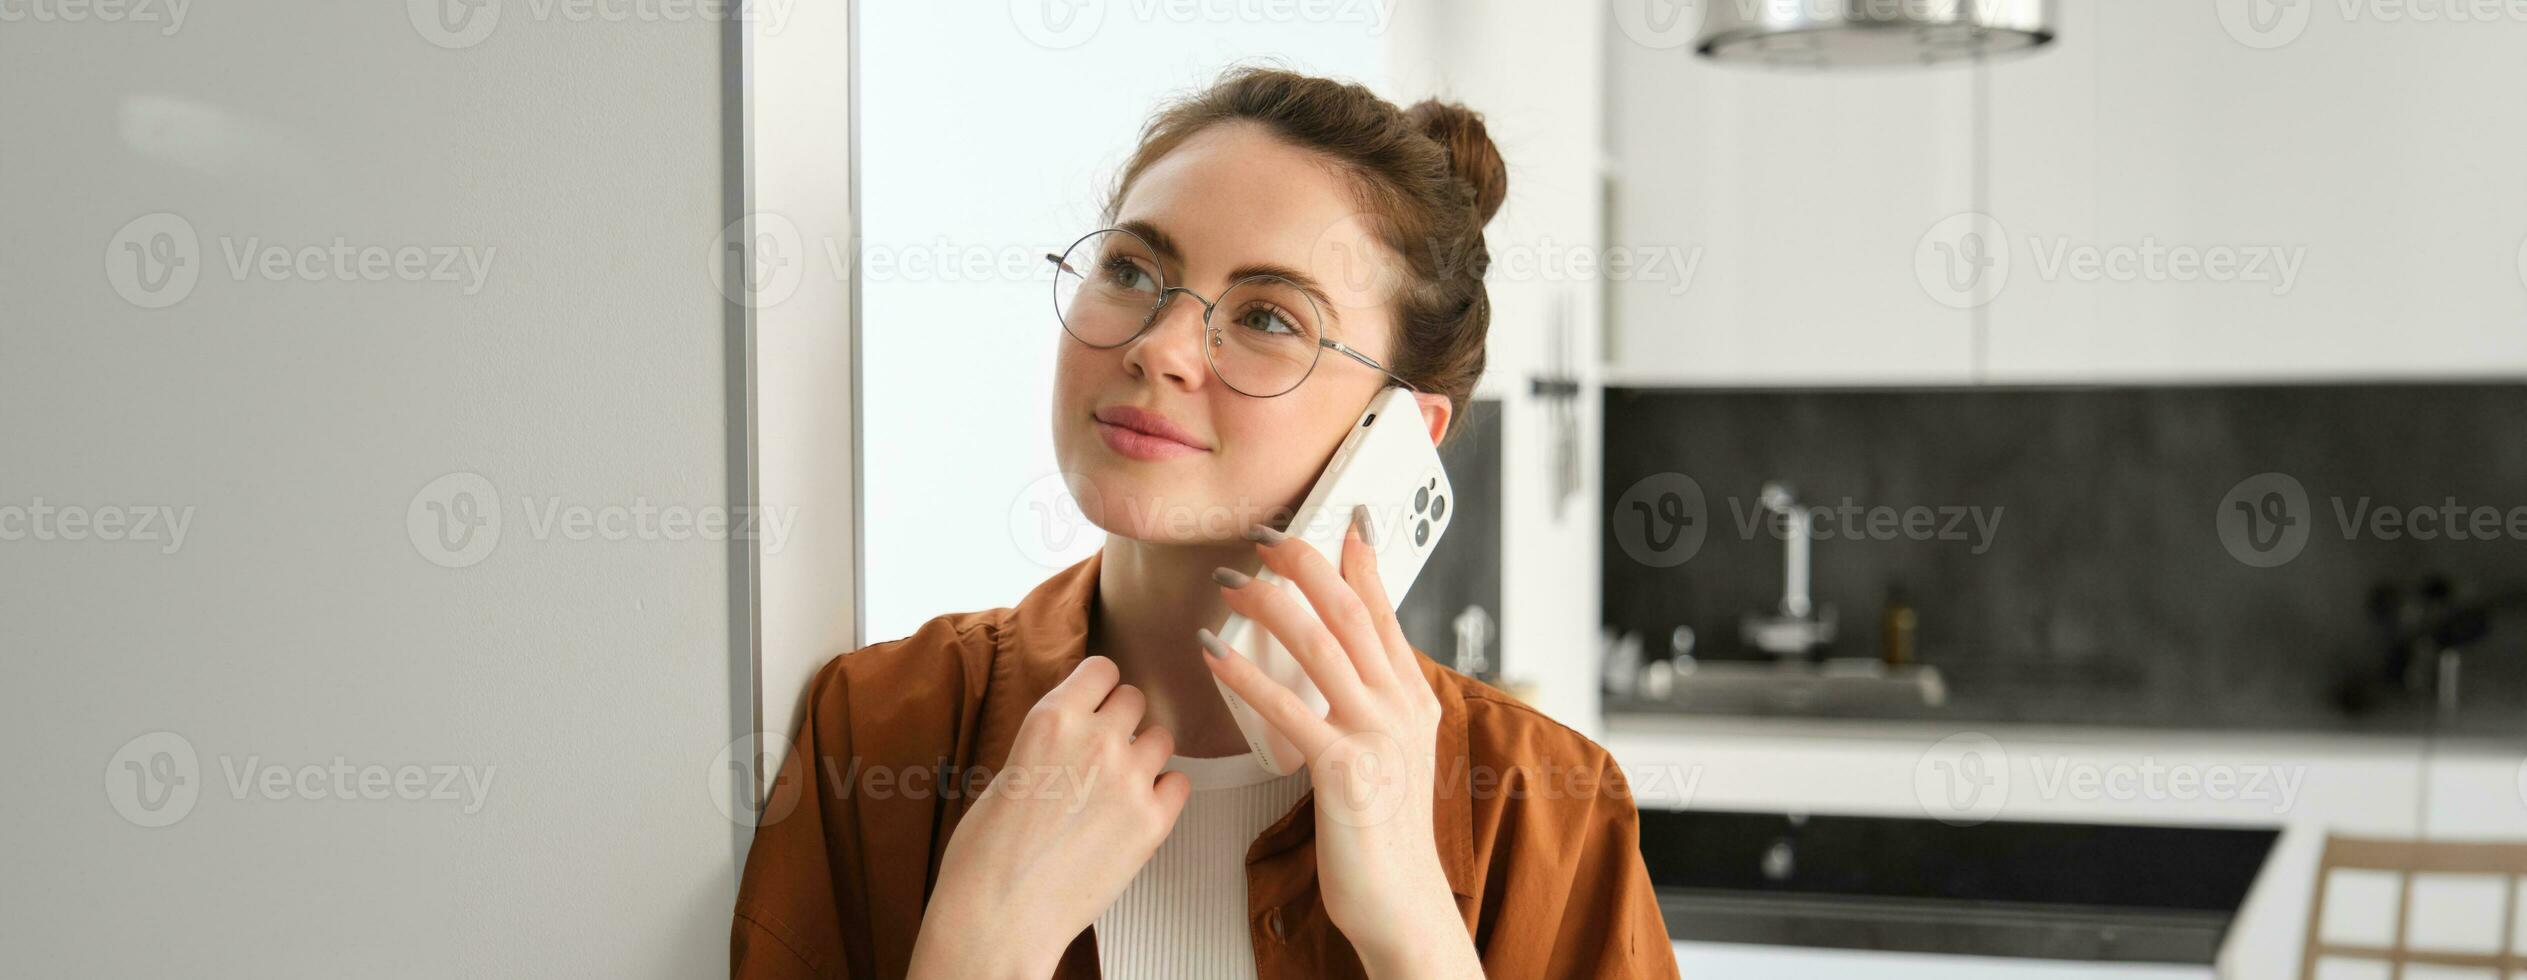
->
[[908, 656, 1191, 980], [1197, 506, 1484, 980]]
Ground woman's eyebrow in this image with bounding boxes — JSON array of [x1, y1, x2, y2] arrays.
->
[[1114, 218, 1346, 328], [1224, 262, 1345, 329], [1115, 219, 1182, 262]]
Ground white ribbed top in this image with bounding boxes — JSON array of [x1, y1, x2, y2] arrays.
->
[[1092, 752, 1312, 979]]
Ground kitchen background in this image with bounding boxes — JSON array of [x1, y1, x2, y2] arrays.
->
[[855, 2, 2527, 977], [13, 0, 2525, 976]]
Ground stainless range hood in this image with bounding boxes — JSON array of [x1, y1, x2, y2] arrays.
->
[[1697, 0, 2056, 69]]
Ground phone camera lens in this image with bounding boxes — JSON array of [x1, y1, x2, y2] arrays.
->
[[1430, 495, 1446, 521], [1413, 487, 1429, 513], [1414, 519, 1430, 546]]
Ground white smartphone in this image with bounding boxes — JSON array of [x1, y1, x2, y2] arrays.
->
[[1212, 384, 1455, 775]]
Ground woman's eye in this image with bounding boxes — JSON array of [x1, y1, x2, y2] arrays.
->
[[1103, 260, 1158, 294], [1233, 306, 1299, 337]]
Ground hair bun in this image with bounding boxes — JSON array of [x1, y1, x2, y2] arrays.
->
[[1405, 99, 1508, 227]]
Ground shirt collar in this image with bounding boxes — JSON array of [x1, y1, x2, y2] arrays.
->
[[971, 549, 1478, 900]]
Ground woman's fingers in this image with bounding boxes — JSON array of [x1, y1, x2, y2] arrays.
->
[[1041, 654, 1120, 714], [1245, 522, 1398, 689], [1214, 562, 1373, 716], [1338, 505, 1422, 686], [1096, 683, 1147, 732], [1198, 627, 1340, 759], [1128, 721, 1175, 773]]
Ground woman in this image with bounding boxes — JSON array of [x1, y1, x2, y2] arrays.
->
[[732, 67, 1675, 980]]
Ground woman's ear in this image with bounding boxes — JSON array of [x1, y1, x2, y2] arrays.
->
[[1412, 390, 1452, 447]]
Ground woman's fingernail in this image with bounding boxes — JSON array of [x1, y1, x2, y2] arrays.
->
[[1196, 627, 1229, 660], [1351, 504, 1374, 542], [1244, 523, 1289, 545], [1211, 566, 1252, 589]]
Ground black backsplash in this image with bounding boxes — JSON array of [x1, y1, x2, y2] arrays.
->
[[1601, 384, 2527, 733], [1401, 397, 1502, 682]]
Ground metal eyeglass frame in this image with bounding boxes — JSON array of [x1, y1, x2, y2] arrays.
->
[[1045, 227, 1418, 398]]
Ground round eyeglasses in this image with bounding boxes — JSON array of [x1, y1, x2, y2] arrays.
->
[[1047, 227, 1415, 398]]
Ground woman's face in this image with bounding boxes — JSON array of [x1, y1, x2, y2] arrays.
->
[[1052, 121, 1443, 544]]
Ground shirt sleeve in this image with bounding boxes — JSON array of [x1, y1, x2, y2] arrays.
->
[[732, 659, 858, 980], [1556, 757, 1677, 980], [1485, 750, 1681, 979]]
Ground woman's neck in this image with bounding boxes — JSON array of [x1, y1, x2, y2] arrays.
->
[[1087, 534, 1262, 758]]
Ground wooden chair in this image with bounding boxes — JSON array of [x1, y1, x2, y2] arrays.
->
[[2299, 834, 2527, 978]]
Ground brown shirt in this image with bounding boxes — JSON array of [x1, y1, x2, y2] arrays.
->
[[730, 551, 1679, 979]]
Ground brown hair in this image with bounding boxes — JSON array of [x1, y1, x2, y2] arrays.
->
[[1105, 66, 1508, 443]]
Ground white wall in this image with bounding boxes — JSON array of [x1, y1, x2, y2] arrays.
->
[[856, 4, 1388, 643], [2, 7, 748, 976], [1385, 0, 1609, 732]]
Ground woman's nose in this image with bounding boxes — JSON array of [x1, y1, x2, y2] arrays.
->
[[1123, 290, 1211, 389]]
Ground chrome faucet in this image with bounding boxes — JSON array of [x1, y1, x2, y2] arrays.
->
[[1741, 482, 1837, 658]]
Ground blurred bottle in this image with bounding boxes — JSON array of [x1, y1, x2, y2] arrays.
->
[[1880, 587, 1917, 667]]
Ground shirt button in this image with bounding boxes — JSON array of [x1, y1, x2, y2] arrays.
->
[[1265, 907, 1290, 942]]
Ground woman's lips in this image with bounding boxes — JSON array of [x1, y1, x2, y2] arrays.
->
[[1095, 418, 1208, 460]]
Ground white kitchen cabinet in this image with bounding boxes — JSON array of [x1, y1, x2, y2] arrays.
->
[[1602, 24, 1980, 385], [1605, 0, 2527, 386], [1984, 0, 2527, 382]]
